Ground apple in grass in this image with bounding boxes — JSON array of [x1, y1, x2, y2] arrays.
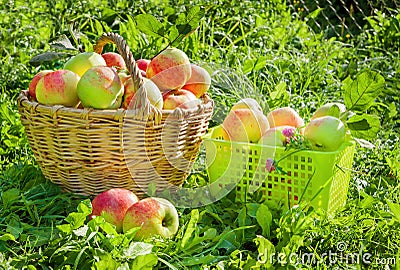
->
[[102, 52, 126, 71], [77, 66, 124, 109], [304, 116, 346, 151], [258, 125, 296, 147], [182, 64, 211, 98], [311, 102, 346, 120], [64, 52, 107, 77], [146, 48, 191, 92], [28, 70, 53, 100], [123, 77, 163, 110], [35, 70, 80, 107], [90, 188, 139, 233], [163, 89, 200, 110], [222, 108, 270, 143], [123, 197, 179, 240], [267, 107, 304, 128]]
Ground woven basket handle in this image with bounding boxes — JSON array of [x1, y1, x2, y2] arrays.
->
[[93, 32, 161, 123]]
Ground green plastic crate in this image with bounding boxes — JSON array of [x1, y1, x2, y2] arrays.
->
[[203, 126, 356, 214]]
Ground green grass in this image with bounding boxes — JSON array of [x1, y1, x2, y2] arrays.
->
[[1, 0, 399, 269]]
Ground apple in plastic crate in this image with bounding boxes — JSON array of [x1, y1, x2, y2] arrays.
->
[[102, 52, 126, 70], [28, 70, 53, 100], [222, 108, 269, 143], [123, 197, 179, 240], [311, 102, 346, 120], [35, 70, 80, 107], [122, 77, 163, 110], [267, 107, 304, 128], [304, 115, 346, 151], [90, 188, 139, 233], [64, 52, 107, 77], [182, 64, 211, 98], [258, 125, 296, 147], [163, 89, 200, 110], [146, 47, 191, 92], [77, 66, 124, 109]]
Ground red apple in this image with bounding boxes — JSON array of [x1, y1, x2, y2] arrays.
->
[[146, 48, 191, 92], [182, 64, 211, 98], [122, 197, 179, 240], [90, 188, 139, 232], [136, 59, 150, 73], [267, 107, 304, 128], [102, 52, 126, 70], [162, 89, 200, 110], [28, 70, 52, 100], [123, 77, 163, 110], [35, 70, 80, 107]]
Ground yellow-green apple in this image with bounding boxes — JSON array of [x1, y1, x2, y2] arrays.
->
[[311, 102, 346, 120], [267, 107, 304, 128], [122, 197, 179, 240], [35, 70, 80, 107], [90, 188, 139, 233], [28, 70, 52, 100], [146, 48, 191, 92], [231, 98, 262, 112], [102, 52, 126, 70], [162, 89, 200, 110], [122, 77, 163, 110], [258, 125, 296, 147], [222, 108, 270, 143], [182, 64, 211, 98], [304, 116, 346, 151], [64, 52, 107, 77], [77, 66, 124, 109]]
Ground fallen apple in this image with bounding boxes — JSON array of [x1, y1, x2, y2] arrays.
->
[[123, 77, 163, 110], [28, 70, 53, 100], [267, 107, 304, 128], [146, 48, 191, 92], [122, 197, 179, 240], [162, 89, 200, 110], [102, 52, 126, 70], [222, 108, 270, 143], [304, 116, 346, 151], [35, 70, 80, 107], [90, 188, 139, 233], [77, 66, 124, 109], [182, 64, 211, 98], [64, 52, 107, 77]]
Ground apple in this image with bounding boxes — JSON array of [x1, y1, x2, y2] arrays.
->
[[182, 64, 211, 98], [118, 70, 131, 85], [122, 197, 179, 240], [102, 52, 126, 70], [35, 70, 80, 107], [90, 188, 139, 233], [267, 107, 304, 128], [231, 98, 263, 112], [311, 102, 346, 120], [77, 66, 124, 109], [162, 89, 200, 110], [258, 125, 296, 147], [28, 70, 53, 100], [304, 116, 346, 151], [123, 77, 163, 110], [64, 52, 107, 77], [222, 108, 270, 143], [146, 48, 191, 92], [136, 59, 150, 73]]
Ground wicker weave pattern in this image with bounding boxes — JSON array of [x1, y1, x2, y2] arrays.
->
[[17, 32, 214, 196]]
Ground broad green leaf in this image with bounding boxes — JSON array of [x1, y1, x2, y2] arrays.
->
[[256, 204, 273, 237], [130, 253, 158, 270], [0, 233, 16, 241], [182, 254, 226, 266], [347, 113, 380, 140], [122, 242, 153, 260], [2, 188, 20, 206], [29, 52, 67, 66], [135, 14, 165, 38], [170, 6, 205, 46], [387, 200, 400, 222], [254, 235, 275, 267], [77, 199, 92, 215], [6, 218, 23, 240], [181, 209, 200, 248], [342, 70, 385, 112], [50, 34, 77, 51]]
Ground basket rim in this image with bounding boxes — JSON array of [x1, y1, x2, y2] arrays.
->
[[203, 126, 355, 155], [18, 89, 214, 120]]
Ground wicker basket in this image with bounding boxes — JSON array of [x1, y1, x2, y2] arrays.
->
[[17, 32, 214, 197]]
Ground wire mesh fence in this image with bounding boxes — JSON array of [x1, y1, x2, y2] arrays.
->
[[287, 0, 400, 38]]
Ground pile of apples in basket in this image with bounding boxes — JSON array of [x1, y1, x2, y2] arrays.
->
[[28, 48, 210, 111]]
